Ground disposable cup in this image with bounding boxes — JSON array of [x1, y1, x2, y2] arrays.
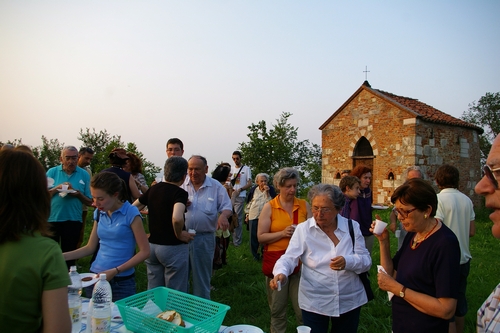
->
[[297, 326, 311, 333], [395, 230, 401, 238], [61, 184, 69, 191], [373, 219, 388, 235], [188, 229, 196, 235]]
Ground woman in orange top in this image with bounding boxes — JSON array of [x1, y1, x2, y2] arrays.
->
[[258, 167, 312, 333]]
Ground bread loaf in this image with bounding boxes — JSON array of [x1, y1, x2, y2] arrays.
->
[[156, 310, 185, 327]]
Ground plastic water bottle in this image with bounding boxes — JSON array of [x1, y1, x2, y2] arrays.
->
[[88, 274, 112, 333], [68, 266, 82, 333]]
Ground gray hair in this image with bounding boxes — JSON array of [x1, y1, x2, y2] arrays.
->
[[255, 173, 270, 183], [164, 156, 188, 182], [308, 183, 345, 210], [188, 155, 207, 166], [273, 167, 300, 188], [403, 165, 423, 180], [60, 145, 78, 158]]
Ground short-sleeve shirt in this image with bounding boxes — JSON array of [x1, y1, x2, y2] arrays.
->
[[47, 165, 92, 222], [181, 176, 232, 233], [91, 202, 141, 277], [139, 182, 188, 245], [392, 223, 460, 333], [0, 233, 70, 333]]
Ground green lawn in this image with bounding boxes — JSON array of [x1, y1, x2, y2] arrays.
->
[[78, 208, 500, 332]]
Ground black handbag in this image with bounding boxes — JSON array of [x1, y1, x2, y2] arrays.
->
[[347, 218, 375, 301]]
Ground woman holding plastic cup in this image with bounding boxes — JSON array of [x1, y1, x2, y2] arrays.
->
[[372, 178, 460, 333], [258, 168, 311, 333], [270, 184, 371, 333]]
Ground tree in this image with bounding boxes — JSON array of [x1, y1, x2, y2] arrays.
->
[[461, 92, 500, 161], [78, 128, 160, 184], [32, 136, 65, 170], [239, 112, 322, 197]]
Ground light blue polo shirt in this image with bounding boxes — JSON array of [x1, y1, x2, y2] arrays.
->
[[46, 165, 92, 223]]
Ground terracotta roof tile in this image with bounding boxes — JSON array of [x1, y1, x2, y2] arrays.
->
[[375, 88, 483, 132]]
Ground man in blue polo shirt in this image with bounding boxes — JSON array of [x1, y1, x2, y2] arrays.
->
[[47, 145, 92, 268]]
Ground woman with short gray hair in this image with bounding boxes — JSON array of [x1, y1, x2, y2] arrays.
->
[[133, 156, 194, 292], [270, 183, 371, 333], [245, 173, 276, 261]]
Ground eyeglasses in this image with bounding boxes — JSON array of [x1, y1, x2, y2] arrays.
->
[[395, 207, 418, 220], [483, 165, 500, 189], [312, 206, 334, 214]]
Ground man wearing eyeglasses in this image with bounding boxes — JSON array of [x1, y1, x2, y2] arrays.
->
[[475, 134, 500, 333], [434, 164, 475, 333], [47, 146, 93, 268], [231, 151, 252, 247]]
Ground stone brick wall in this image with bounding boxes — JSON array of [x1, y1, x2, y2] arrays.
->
[[321, 89, 482, 206]]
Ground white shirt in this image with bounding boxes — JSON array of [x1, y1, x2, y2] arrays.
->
[[231, 165, 251, 197], [435, 188, 475, 264], [273, 215, 372, 317]]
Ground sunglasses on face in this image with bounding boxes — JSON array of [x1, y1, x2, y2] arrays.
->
[[483, 165, 500, 189]]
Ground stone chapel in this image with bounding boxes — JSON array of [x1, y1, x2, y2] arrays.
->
[[320, 81, 484, 206]]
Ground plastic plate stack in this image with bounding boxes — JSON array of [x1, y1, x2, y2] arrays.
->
[[115, 287, 230, 333]]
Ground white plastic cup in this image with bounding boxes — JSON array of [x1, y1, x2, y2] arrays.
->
[[373, 219, 388, 235], [297, 325, 311, 333], [61, 184, 69, 191], [395, 230, 401, 238], [188, 229, 196, 235]]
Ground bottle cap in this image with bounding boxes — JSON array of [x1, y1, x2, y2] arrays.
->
[[99, 274, 106, 280], [70, 265, 77, 272]]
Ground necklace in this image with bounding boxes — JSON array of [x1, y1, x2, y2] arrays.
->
[[411, 220, 439, 250]]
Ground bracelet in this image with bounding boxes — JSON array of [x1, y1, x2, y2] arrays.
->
[[115, 267, 120, 274]]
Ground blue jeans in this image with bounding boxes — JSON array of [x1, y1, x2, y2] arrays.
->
[[146, 242, 189, 293], [189, 232, 215, 299], [302, 306, 361, 333]]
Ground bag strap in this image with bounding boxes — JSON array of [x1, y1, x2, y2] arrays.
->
[[348, 218, 355, 253], [232, 166, 244, 183]]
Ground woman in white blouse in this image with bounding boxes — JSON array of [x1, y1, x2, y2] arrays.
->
[[270, 183, 371, 333]]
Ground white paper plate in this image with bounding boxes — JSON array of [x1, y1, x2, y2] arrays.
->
[[222, 325, 264, 333], [372, 205, 389, 210], [57, 189, 77, 193], [80, 273, 99, 288]]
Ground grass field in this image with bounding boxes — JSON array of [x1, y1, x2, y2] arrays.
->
[[78, 207, 500, 332]]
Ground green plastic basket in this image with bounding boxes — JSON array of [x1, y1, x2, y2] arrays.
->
[[115, 287, 230, 333]]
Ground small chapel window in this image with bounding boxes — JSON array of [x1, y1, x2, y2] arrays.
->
[[388, 172, 394, 180], [335, 172, 341, 179]]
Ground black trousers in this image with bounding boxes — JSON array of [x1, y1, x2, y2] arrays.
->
[[49, 221, 82, 269]]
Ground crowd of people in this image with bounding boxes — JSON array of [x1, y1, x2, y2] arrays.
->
[[1, 135, 500, 333]]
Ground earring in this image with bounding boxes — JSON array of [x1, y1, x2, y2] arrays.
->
[[424, 214, 428, 219]]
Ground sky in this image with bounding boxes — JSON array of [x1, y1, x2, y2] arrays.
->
[[1, 1, 499, 172]]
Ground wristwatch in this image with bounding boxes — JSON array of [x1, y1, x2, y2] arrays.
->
[[399, 286, 407, 298]]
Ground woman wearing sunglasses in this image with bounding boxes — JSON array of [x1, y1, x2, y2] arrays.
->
[[475, 134, 500, 332], [372, 178, 460, 333]]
